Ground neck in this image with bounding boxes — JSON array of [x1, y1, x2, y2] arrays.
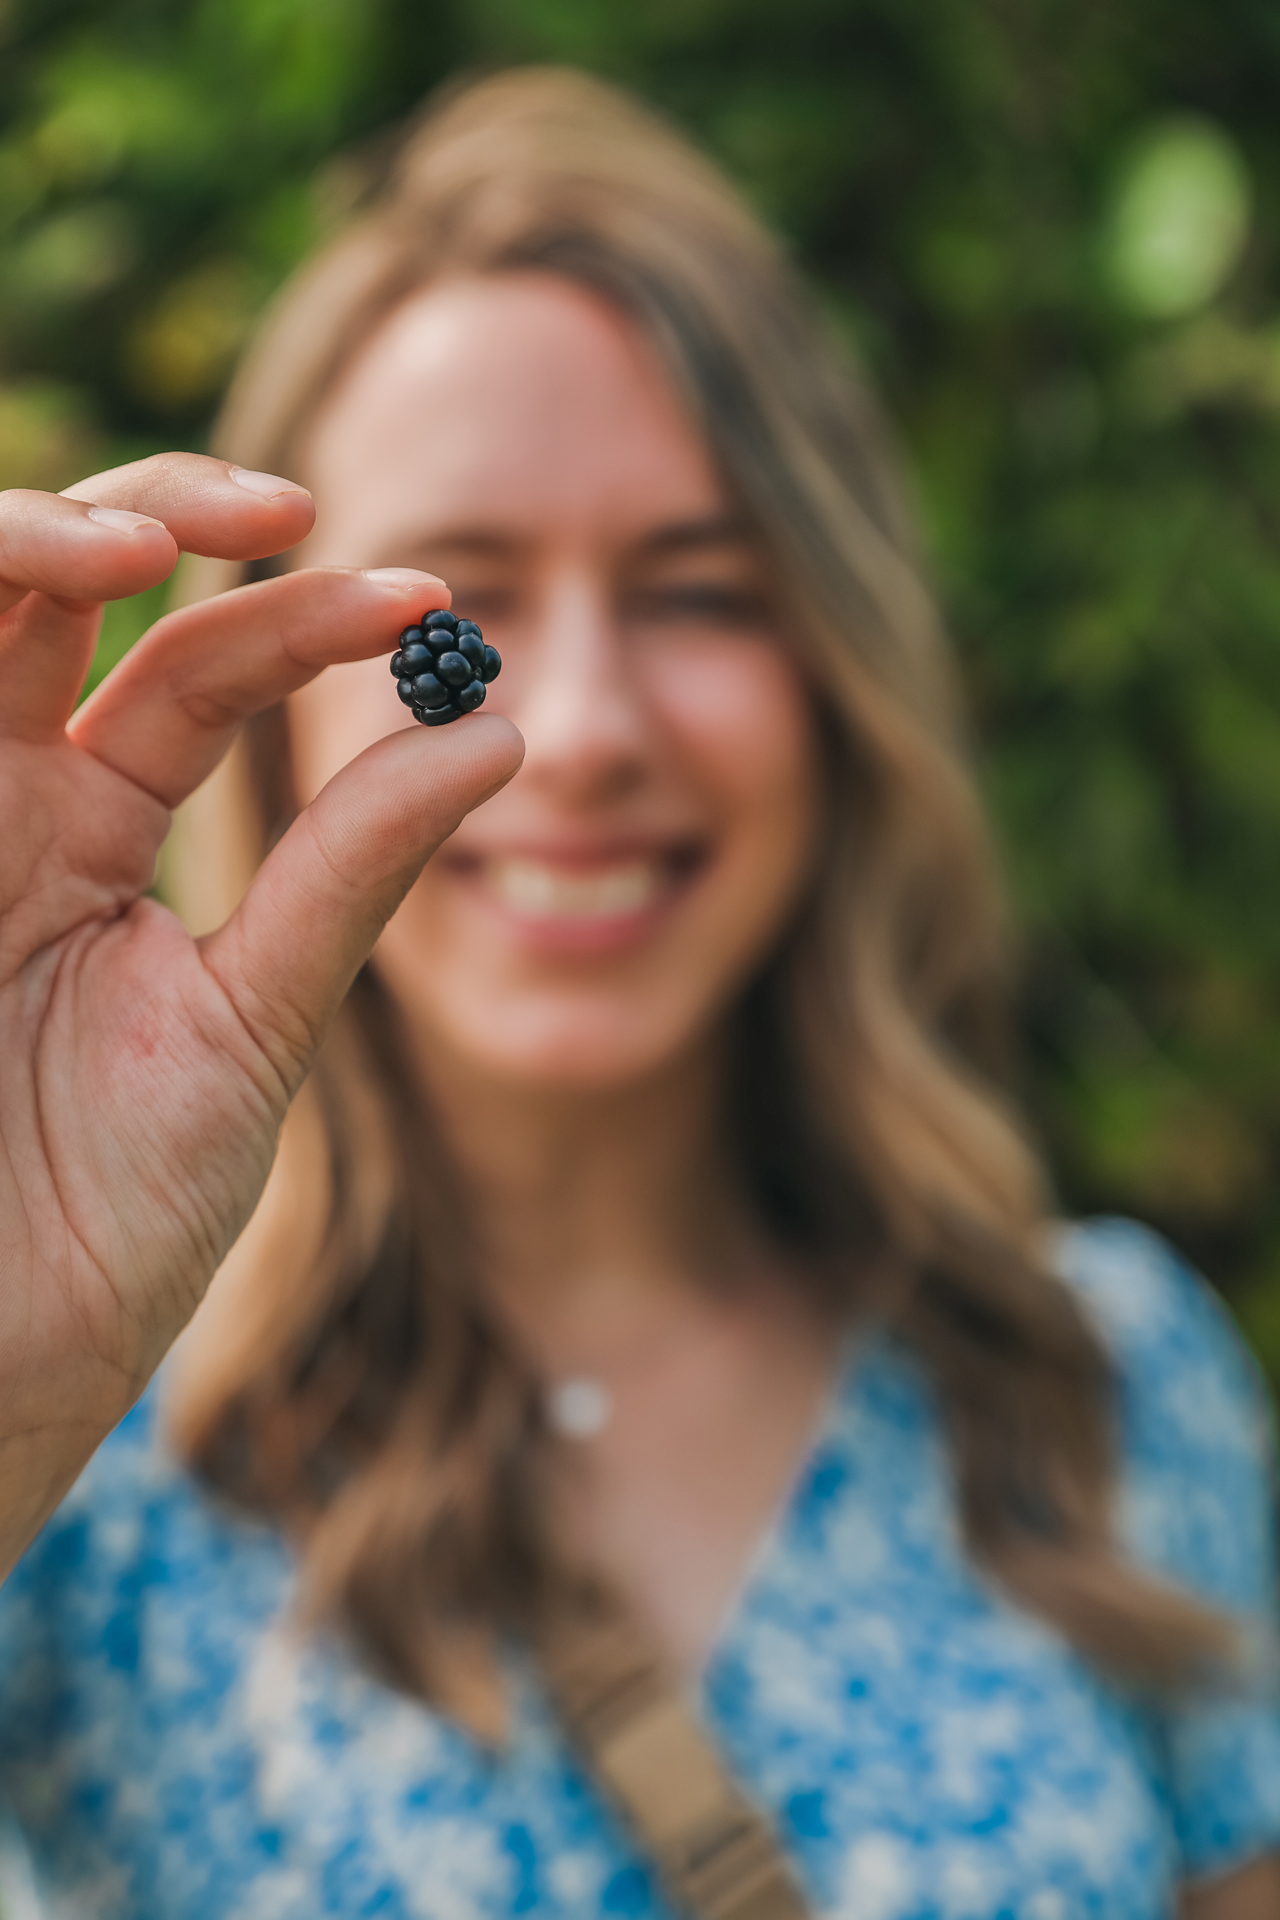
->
[[412, 1029, 775, 1365]]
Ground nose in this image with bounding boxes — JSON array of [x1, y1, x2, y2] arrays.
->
[[512, 568, 654, 806]]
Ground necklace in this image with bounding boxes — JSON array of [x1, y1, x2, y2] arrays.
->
[[544, 1375, 614, 1439]]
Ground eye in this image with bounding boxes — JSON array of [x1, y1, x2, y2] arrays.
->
[[623, 582, 772, 628]]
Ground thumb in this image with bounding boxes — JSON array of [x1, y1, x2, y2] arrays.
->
[[197, 715, 523, 1089]]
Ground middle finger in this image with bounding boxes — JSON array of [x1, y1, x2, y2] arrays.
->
[[68, 566, 450, 808]]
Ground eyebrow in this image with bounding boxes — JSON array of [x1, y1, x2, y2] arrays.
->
[[369, 514, 752, 568], [377, 529, 520, 564]]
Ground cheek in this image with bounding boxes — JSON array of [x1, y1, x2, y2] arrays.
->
[[650, 636, 819, 870], [289, 655, 409, 807]]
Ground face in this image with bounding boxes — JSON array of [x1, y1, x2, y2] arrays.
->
[[289, 273, 820, 1089]]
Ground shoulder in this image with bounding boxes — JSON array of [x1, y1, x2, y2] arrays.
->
[[0, 1373, 289, 1721], [1054, 1214, 1257, 1378], [1052, 1216, 1278, 1613], [1051, 1215, 1271, 1473], [3, 1382, 168, 1610], [0, 1383, 163, 1766]]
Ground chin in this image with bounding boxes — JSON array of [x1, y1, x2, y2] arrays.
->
[[440, 993, 707, 1092]]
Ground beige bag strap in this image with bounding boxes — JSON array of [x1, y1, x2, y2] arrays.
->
[[539, 1606, 813, 1920]]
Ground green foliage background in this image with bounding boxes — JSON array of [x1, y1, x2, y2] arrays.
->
[[3, 0, 1280, 1366]]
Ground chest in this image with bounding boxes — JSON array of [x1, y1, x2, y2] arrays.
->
[[32, 1559, 1177, 1920], [16, 1356, 1184, 1920], [548, 1300, 837, 1672]]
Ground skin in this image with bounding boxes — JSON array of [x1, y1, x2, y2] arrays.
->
[[0, 273, 1271, 1915]]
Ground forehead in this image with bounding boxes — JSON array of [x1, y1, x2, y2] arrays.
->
[[302, 272, 727, 547]]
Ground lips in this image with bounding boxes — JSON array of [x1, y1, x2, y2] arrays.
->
[[442, 840, 708, 948]]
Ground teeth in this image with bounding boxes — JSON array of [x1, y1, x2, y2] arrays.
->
[[487, 858, 662, 920]]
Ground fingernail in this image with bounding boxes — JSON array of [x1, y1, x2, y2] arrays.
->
[[86, 505, 165, 533], [363, 567, 447, 589], [228, 466, 311, 500]]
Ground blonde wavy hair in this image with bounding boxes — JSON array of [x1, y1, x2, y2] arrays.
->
[[167, 66, 1226, 1733]]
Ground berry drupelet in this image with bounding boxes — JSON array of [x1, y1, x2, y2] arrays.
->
[[390, 609, 502, 726]]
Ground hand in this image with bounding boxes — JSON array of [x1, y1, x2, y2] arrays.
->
[[0, 454, 524, 1577]]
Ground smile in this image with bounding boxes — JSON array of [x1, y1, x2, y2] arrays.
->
[[484, 857, 665, 922], [442, 841, 709, 956]]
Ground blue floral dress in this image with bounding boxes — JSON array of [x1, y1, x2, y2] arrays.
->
[[2, 1219, 1278, 1919]]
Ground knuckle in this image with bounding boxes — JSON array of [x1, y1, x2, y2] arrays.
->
[[304, 803, 367, 899], [174, 686, 245, 734], [135, 450, 197, 479]]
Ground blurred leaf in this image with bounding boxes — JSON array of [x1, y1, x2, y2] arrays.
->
[[82, 581, 170, 704], [3, 201, 138, 311], [124, 259, 262, 410], [1100, 117, 1252, 319], [0, 378, 101, 489]]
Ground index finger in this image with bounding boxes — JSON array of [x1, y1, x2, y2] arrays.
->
[[63, 452, 314, 561], [69, 565, 449, 806]]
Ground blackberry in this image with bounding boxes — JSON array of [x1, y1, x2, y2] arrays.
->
[[390, 611, 501, 727]]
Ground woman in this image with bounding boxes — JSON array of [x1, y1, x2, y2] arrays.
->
[[0, 67, 1276, 1920]]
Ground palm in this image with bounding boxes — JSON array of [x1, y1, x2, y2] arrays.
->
[[0, 455, 522, 1572], [1, 740, 275, 1410]]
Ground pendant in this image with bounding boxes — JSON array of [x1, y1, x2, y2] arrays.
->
[[545, 1376, 614, 1439]]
